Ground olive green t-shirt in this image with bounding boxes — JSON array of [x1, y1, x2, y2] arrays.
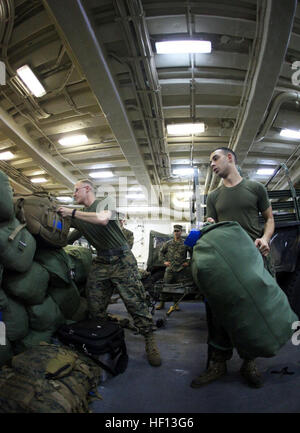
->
[[206, 179, 270, 240], [67, 199, 128, 252]]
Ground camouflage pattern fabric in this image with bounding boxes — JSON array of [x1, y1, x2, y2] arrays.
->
[[159, 238, 190, 272], [86, 251, 154, 335], [163, 266, 193, 284], [121, 227, 134, 249], [0, 343, 102, 413], [158, 238, 192, 301], [159, 268, 193, 302]]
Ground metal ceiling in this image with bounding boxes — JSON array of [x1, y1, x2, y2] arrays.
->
[[0, 0, 299, 218]]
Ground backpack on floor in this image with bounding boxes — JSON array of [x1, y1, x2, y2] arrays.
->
[[0, 342, 102, 413], [14, 193, 71, 248], [56, 319, 128, 376]]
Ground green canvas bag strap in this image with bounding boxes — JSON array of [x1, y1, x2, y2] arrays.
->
[[14, 197, 26, 223], [8, 222, 27, 241]]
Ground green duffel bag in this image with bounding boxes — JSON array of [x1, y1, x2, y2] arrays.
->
[[0, 339, 13, 367], [191, 221, 298, 359], [12, 329, 55, 354], [0, 170, 14, 222], [64, 245, 93, 287], [48, 282, 81, 320], [3, 262, 49, 305], [0, 218, 36, 273], [2, 297, 29, 342], [35, 247, 75, 287], [0, 263, 3, 287], [69, 297, 88, 322], [27, 296, 65, 332], [0, 287, 8, 311]]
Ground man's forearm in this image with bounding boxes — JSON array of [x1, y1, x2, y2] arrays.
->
[[74, 210, 110, 225], [58, 206, 111, 225], [262, 216, 275, 242]]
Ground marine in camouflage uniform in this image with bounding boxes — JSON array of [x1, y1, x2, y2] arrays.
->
[[156, 224, 192, 310], [58, 180, 161, 367], [108, 214, 134, 304]]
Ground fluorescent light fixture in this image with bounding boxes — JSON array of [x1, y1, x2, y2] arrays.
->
[[56, 196, 73, 203], [125, 206, 154, 213], [280, 129, 300, 139], [156, 40, 211, 54], [16, 65, 46, 97], [0, 151, 14, 160], [173, 168, 194, 176], [24, 170, 45, 176], [31, 177, 47, 183], [126, 193, 146, 199], [90, 164, 112, 170], [89, 171, 114, 179], [256, 168, 275, 175], [128, 186, 143, 192], [167, 123, 205, 135], [58, 134, 88, 146], [175, 191, 193, 201]]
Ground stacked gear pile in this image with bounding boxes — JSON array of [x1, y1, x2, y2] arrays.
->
[[191, 221, 297, 359], [0, 170, 93, 368], [0, 342, 102, 413]]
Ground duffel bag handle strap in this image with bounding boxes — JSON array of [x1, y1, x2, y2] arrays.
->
[[8, 222, 27, 241], [89, 356, 117, 376]]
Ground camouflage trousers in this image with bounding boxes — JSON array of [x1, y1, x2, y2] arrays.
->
[[86, 251, 154, 335], [159, 266, 193, 301]]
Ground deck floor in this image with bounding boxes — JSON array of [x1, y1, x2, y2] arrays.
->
[[90, 299, 300, 414]]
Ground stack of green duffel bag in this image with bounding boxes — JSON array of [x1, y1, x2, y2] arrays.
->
[[0, 170, 36, 367], [0, 170, 101, 412], [0, 169, 93, 367]]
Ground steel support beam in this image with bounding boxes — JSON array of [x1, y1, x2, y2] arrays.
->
[[0, 106, 77, 189], [207, 0, 297, 192], [44, 0, 160, 204]]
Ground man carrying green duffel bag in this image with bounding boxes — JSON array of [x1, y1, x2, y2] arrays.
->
[[190, 147, 296, 389], [191, 221, 298, 389]]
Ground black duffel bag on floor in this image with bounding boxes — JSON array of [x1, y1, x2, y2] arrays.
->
[[56, 319, 128, 377]]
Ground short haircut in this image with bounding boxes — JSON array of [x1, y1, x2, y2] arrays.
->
[[212, 147, 237, 164], [79, 179, 95, 192]]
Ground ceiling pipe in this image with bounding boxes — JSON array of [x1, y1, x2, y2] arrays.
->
[[205, 0, 297, 193], [255, 91, 300, 142], [116, 0, 171, 180], [255, 90, 300, 190]]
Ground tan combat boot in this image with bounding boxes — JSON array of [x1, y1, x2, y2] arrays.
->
[[190, 361, 227, 388], [155, 301, 165, 310], [144, 333, 162, 367]]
